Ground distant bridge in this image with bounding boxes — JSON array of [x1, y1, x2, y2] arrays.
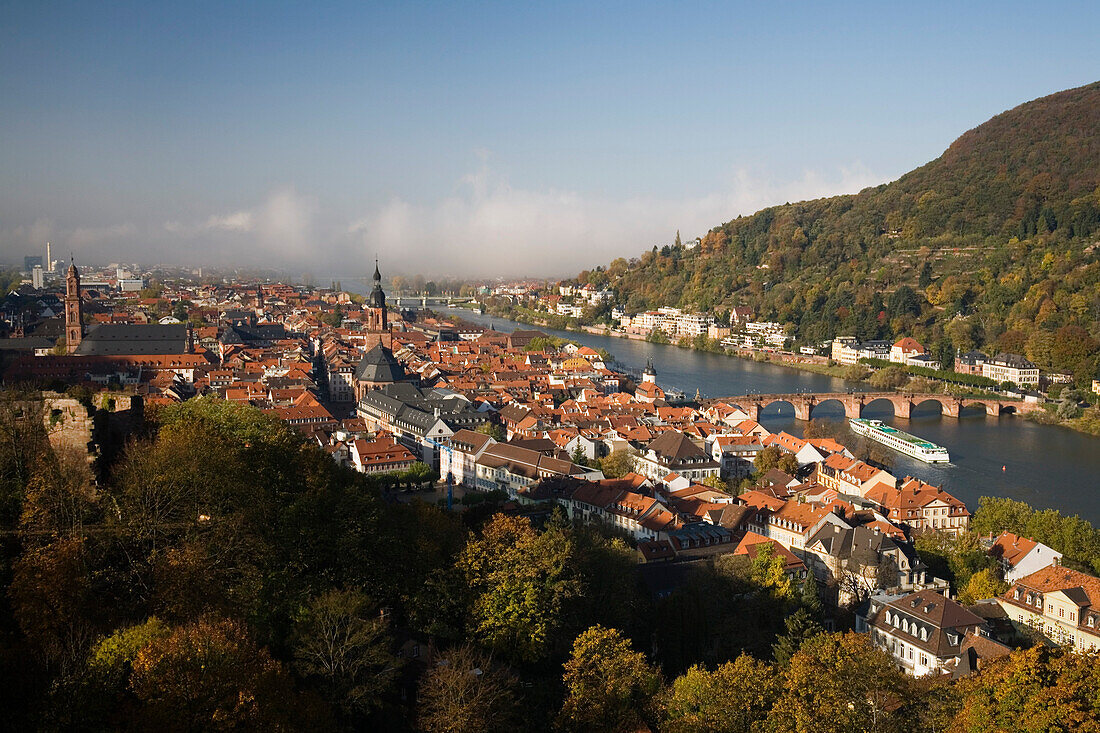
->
[[711, 392, 1042, 421], [392, 296, 475, 307]]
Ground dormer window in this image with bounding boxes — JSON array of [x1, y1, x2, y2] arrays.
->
[[1014, 588, 1021, 600]]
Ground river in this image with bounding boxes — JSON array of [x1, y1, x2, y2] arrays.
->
[[436, 307, 1100, 524]]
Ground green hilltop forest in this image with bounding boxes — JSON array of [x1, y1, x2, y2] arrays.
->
[[574, 81, 1100, 385]]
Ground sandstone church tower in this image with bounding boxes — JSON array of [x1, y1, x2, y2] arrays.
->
[[65, 259, 84, 353], [365, 260, 388, 333]]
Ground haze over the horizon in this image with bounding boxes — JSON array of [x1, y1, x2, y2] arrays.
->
[[3, 1, 1099, 278]]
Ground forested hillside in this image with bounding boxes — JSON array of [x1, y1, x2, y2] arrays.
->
[[574, 82, 1100, 384]]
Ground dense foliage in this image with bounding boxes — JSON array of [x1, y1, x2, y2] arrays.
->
[[572, 82, 1100, 386], [2, 392, 1100, 729]]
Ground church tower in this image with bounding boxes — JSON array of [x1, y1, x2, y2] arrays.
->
[[65, 259, 84, 353], [365, 260, 388, 333]]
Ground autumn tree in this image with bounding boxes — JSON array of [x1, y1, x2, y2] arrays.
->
[[74, 617, 172, 728], [18, 445, 97, 539], [699, 474, 729, 492], [661, 655, 779, 732], [598, 449, 635, 479], [958, 566, 1009, 604], [129, 616, 314, 731], [869, 365, 909, 390], [416, 644, 520, 733], [0, 389, 49, 528], [771, 632, 909, 733], [9, 536, 97, 675], [749, 542, 795, 602], [951, 646, 1100, 732], [558, 625, 661, 733], [753, 445, 783, 475], [458, 515, 579, 663]]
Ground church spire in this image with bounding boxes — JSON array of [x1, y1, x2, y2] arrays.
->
[[65, 257, 83, 353], [367, 259, 388, 330]]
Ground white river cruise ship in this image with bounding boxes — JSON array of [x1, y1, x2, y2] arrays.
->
[[849, 418, 950, 463]]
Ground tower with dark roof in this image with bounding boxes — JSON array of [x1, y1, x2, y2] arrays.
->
[[365, 259, 388, 333], [642, 358, 656, 384], [64, 258, 84, 353]]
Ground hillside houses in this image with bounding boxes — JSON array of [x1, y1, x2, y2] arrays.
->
[[988, 531, 1063, 581], [860, 590, 992, 677], [633, 430, 720, 483], [998, 565, 1100, 651]]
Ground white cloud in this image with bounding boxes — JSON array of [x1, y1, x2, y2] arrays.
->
[[349, 161, 883, 278], [1, 168, 884, 276], [161, 187, 318, 263], [205, 210, 255, 232]]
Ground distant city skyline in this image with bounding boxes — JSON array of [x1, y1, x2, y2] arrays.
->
[[3, 1, 1099, 277]]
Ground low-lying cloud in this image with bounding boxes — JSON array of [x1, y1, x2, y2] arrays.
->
[[2, 165, 883, 277], [352, 162, 882, 278]]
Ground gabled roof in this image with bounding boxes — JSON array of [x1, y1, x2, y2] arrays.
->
[[354, 342, 407, 383], [75, 323, 189, 356], [1011, 565, 1100, 608], [893, 336, 924, 352], [734, 532, 805, 571], [989, 532, 1041, 567], [645, 430, 709, 461], [871, 589, 985, 658]]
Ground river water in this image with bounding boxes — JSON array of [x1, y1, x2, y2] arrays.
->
[[437, 307, 1100, 524]]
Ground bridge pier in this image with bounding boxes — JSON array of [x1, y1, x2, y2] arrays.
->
[[794, 400, 812, 421], [986, 402, 1001, 416], [942, 401, 960, 418], [746, 403, 761, 422], [894, 399, 911, 420], [844, 398, 862, 420]]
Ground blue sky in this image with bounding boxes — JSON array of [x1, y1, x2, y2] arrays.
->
[[2, 1, 1099, 277]]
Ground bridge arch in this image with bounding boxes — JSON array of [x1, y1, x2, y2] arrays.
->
[[911, 397, 946, 417], [760, 399, 798, 417], [808, 397, 848, 420], [860, 397, 897, 419], [959, 400, 993, 417]]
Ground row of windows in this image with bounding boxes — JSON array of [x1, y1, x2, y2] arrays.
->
[[876, 632, 932, 669], [884, 611, 930, 642]]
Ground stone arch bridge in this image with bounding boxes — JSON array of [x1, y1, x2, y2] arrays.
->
[[716, 392, 1041, 422]]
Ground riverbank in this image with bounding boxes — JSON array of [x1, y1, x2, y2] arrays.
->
[[445, 305, 1100, 524], [1023, 405, 1100, 436], [476, 303, 1100, 438], [480, 302, 867, 379]]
